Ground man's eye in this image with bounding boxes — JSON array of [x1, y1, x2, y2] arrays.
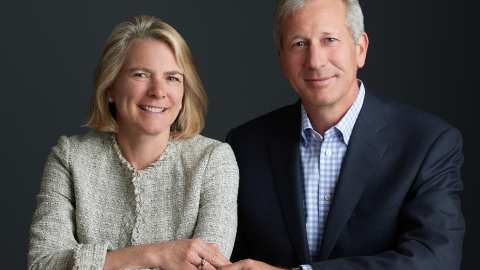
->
[[325, 38, 336, 43], [135, 73, 147, 78], [293, 41, 305, 47]]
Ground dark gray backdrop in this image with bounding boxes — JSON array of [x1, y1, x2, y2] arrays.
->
[[1, 0, 478, 268]]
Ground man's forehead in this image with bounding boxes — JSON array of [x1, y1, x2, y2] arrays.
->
[[282, 0, 347, 22], [281, 1, 348, 33]]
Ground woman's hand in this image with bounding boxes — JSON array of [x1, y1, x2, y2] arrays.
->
[[103, 238, 231, 270], [145, 238, 231, 270]]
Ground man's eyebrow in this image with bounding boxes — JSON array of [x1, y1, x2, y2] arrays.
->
[[290, 31, 338, 40], [290, 34, 305, 40], [322, 31, 337, 36], [165, 70, 184, 77]]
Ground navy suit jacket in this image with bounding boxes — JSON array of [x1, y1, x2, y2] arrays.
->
[[226, 90, 465, 269]]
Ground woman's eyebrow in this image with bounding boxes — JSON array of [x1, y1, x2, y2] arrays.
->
[[127, 67, 154, 73], [165, 70, 184, 78]]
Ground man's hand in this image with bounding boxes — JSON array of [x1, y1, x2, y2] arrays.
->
[[217, 259, 284, 270]]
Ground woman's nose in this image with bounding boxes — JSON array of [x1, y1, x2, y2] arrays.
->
[[147, 80, 166, 98]]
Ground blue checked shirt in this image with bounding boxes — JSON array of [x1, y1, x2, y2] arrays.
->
[[299, 82, 365, 270]]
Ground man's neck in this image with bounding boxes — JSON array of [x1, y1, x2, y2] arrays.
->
[[303, 85, 359, 137]]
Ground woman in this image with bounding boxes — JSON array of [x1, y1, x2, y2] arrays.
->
[[28, 15, 238, 270]]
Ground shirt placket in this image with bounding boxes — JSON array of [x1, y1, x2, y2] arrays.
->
[[317, 130, 336, 253]]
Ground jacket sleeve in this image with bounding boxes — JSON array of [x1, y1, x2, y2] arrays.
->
[[309, 127, 465, 270], [28, 136, 112, 270], [192, 142, 239, 259]]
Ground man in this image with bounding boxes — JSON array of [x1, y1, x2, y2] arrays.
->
[[220, 0, 465, 269]]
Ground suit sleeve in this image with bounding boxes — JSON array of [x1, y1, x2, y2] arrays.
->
[[225, 129, 252, 262], [193, 141, 239, 258], [28, 136, 112, 269], [309, 127, 465, 270]]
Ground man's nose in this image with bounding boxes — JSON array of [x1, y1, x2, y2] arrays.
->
[[306, 44, 327, 69]]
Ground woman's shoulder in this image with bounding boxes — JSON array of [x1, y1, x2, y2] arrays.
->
[[55, 129, 110, 147], [52, 130, 112, 158], [175, 135, 234, 160], [180, 134, 220, 146], [178, 134, 228, 150]]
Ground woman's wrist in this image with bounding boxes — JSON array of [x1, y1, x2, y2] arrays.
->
[[142, 242, 164, 268], [103, 244, 156, 270]]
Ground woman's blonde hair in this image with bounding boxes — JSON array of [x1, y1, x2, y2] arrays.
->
[[85, 15, 207, 139]]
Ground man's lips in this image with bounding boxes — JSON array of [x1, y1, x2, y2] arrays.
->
[[305, 76, 335, 81], [304, 76, 335, 85]]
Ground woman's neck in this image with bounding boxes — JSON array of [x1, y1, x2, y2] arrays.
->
[[116, 129, 170, 171]]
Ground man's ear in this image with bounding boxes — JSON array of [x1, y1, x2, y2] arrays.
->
[[277, 49, 288, 78], [356, 32, 369, 68]]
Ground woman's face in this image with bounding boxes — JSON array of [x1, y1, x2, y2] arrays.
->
[[109, 40, 184, 139]]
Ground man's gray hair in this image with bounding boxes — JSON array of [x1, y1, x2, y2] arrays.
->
[[273, 0, 364, 50]]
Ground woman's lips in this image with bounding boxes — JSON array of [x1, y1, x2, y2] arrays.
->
[[140, 105, 165, 112]]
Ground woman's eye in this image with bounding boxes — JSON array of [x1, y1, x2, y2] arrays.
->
[[135, 73, 147, 78], [168, 76, 180, 82]]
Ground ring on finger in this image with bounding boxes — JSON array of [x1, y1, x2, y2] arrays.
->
[[198, 258, 206, 269]]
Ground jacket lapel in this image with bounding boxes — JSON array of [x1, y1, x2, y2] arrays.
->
[[267, 101, 311, 264], [318, 90, 391, 260]]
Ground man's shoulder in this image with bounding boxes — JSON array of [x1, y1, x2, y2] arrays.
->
[[362, 91, 460, 147], [230, 101, 300, 134], [226, 101, 301, 149], [376, 95, 455, 131]]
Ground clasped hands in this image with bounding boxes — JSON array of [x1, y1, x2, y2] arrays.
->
[[104, 238, 283, 270], [151, 239, 282, 270]]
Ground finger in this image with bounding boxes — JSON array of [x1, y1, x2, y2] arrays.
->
[[196, 258, 207, 270], [194, 241, 230, 267], [206, 242, 219, 249], [200, 260, 218, 270], [216, 262, 243, 270], [206, 251, 231, 268], [218, 259, 269, 270]]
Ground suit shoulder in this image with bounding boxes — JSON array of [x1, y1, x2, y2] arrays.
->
[[229, 102, 299, 134], [372, 96, 462, 145], [378, 97, 455, 130]]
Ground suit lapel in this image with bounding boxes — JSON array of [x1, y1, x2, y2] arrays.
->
[[267, 102, 311, 264], [319, 90, 391, 260]]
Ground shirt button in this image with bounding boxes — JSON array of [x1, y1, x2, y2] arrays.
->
[[325, 194, 332, 201], [325, 150, 332, 157]]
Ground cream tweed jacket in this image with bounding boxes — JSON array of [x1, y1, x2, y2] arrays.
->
[[28, 130, 239, 269]]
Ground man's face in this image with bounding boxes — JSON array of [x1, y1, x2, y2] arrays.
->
[[278, 0, 368, 112]]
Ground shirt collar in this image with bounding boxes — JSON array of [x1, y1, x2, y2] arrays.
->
[[300, 80, 365, 147]]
